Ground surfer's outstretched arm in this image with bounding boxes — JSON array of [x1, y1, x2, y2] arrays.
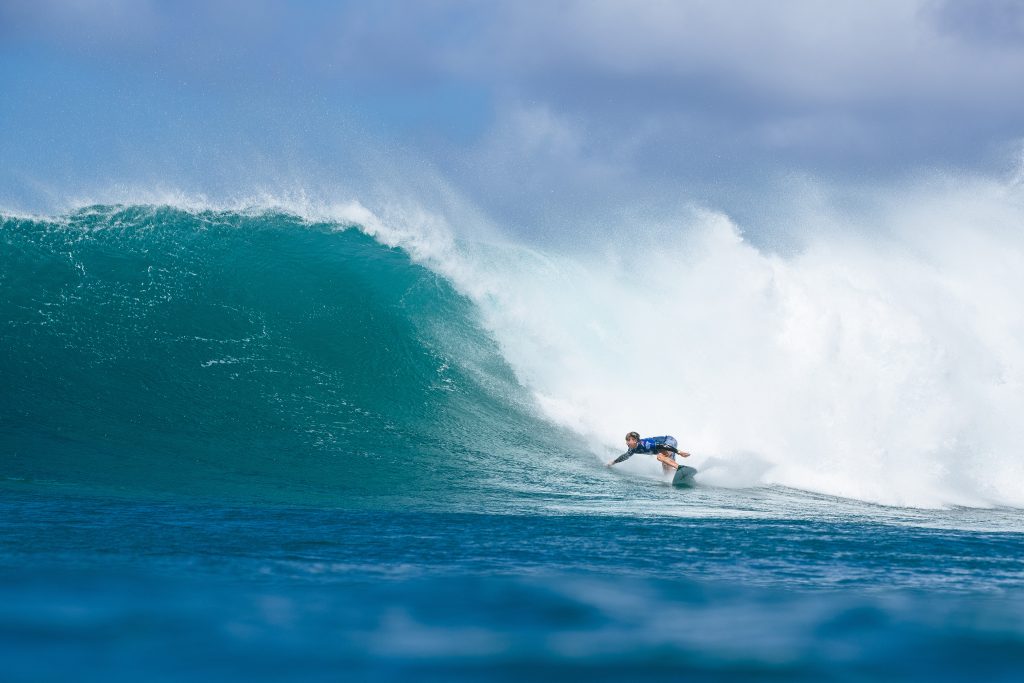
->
[[607, 451, 633, 467]]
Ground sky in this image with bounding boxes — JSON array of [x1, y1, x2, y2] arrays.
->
[[2, 0, 1024, 237]]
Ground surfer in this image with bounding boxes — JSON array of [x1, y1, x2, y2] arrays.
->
[[607, 431, 691, 473]]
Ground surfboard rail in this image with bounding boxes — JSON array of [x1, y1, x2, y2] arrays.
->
[[672, 465, 698, 487]]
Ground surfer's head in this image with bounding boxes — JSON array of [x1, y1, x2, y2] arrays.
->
[[625, 431, 640, 448]]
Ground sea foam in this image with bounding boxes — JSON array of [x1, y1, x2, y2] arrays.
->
[[343, 175, 1024, 509]]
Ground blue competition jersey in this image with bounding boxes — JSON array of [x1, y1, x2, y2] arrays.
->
[[634, 436, 677, 453], [613, 435, 679, 464]]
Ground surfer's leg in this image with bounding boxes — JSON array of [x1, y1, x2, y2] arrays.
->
[[656, 452, 679, 471]]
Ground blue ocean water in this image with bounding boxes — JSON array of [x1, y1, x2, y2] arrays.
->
[[2, 206, 1023, 681]]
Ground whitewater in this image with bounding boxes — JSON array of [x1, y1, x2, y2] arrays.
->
[[365, 176, 1024, 510]]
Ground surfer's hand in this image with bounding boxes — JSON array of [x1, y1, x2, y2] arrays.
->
[[681, 451, 691, 458]]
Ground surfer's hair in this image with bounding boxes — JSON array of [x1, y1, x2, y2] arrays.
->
[[625, 431, 640, 441]]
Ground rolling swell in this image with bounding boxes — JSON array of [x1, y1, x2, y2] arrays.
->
[[0, 205, 557, 505]]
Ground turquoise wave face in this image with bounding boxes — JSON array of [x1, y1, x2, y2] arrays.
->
[[1, 206, 559, 505]]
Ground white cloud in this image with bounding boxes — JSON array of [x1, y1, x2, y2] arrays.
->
[[6, 0, 1024, 224], [475, 1, 1024, 108]]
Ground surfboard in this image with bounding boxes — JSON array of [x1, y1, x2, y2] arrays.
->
[[672, 465, 698, 487]]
